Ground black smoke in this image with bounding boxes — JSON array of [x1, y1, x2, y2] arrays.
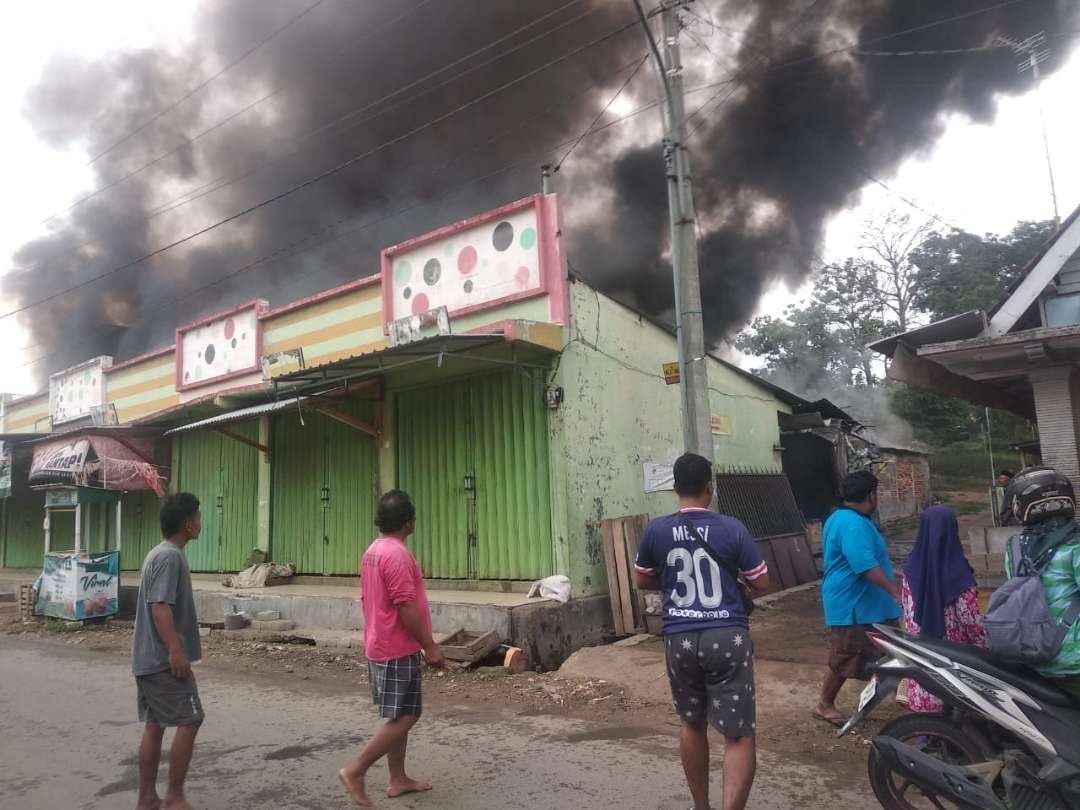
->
[[5, 0, 1079, 383]]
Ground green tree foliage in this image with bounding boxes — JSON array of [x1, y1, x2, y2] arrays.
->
[[911, 220, 1057, 320], [735, 258, 885, 388]]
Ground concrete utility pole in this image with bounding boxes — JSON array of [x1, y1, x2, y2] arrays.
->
[[635, 0, 712, 460]]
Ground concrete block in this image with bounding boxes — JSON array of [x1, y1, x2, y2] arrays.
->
[[251, 619, 296, 632], [966, 529, 988, 555], [985, 528, 1016, 554], [255, 610, 282, 621]]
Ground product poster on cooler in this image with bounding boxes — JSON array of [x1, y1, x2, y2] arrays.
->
[[36, 551, 120, 620]]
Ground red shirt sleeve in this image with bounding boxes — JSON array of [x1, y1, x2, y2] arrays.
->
[[380, 550, 418, 606]]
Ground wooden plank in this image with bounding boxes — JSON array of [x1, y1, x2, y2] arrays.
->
[[788, 533, 818, 584], [611, 519, 636, 635], [313, 404, 379, 438], [213, 427, 270, 454], [600, 519, 626, 636], [621, 515, 647, 633], [771, 536, 799, 590], [754, 540, 782, 595]]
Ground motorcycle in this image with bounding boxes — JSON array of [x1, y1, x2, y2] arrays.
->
[[839, 623, 1080, 809]]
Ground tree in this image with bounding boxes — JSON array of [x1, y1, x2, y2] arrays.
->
[[861, 210, 934, 332], [912, 219, 1057, 321], [736, 258, 885, 388], [890, 384, 972, 445]]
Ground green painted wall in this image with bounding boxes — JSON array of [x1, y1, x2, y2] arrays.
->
[[2, 455, 44, 568], [549, 280, 791, 596]]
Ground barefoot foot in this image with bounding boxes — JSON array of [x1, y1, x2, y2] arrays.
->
[[387, 778, 433, 799], [339, 768, 375, 807]]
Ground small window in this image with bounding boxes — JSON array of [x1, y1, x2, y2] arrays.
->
[[1044, 293, 1080, 327]]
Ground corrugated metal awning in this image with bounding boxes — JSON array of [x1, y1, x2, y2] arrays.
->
[[163, 397, 306, 436]]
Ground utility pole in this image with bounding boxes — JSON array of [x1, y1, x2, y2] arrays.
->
[[634, 0, 713, 461]]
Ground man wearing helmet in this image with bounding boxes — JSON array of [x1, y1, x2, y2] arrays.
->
[[1004, 467, 1080, 693]]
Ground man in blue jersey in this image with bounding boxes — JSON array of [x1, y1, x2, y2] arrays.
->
[[815, 470, 901, 727], [635, 453, 772, 810]]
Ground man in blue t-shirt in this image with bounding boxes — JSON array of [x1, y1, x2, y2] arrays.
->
[[635, 453, 772, 810], [815, 470, 901, 728]]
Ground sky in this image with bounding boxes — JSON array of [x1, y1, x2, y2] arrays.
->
[[0, 2, 1077, 394]]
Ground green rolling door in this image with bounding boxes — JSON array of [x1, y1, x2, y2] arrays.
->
[[2, 458, 44, 568], [396, 386, 470, 579], [115, 491, 165, 570], [472, 370, 553, 579], [271, 401, 378, 575], [174, 422, 259, 572], [396, 370, 552, 581]]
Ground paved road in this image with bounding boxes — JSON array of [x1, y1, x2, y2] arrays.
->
[[0, 639, 875, 809]]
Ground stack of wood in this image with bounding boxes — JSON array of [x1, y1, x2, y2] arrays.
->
[[600, 514, 651, 636], [19, 585, 36, 622], [437, 628, 527, 673]]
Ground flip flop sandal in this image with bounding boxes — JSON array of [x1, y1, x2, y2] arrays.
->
[[813, 710, 847, 728]]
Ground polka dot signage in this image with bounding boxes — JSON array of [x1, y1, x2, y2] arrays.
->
[[179, 305, 261, 389], [50, 357, 112, 424], [387, 203, 544, 322]]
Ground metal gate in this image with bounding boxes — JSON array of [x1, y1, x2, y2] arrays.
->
[[271, 401, 378, 575], [174, 422, 259, 572], [2, 458, 44, 568], [396, 370, 553, 580]]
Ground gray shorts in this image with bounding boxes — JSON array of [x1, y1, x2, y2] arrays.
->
[[368, 653, 422, 719], [665, 626, 756, 738], [136, 670, 205, 727]]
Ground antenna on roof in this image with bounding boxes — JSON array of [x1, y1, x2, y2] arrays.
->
[[998, 33, 1060, 227]]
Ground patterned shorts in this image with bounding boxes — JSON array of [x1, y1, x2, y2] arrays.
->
[[665, 627, 756, 738], [368, 653, 423, 719]]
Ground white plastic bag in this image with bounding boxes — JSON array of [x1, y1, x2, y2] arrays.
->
[[528, 574, 572, 604]]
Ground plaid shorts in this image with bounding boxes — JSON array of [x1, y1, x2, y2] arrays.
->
[[666, 627, 756, 738], [368, 653, 423, 719]]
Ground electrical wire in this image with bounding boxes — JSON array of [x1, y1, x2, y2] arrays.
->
[[14, 0, 593, 276], [684, 0, 1027, 137], [11, 57, 667, 374], [83, 0, 330, 171], [551, 53, 649, 173], [0, 17, 641, 324]]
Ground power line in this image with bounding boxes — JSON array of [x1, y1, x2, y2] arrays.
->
[[80, 0, 330, 172], [5, 0, 590, 282], [0, 17, 640, 325], [13, 72, 672, 375], [552, 53, 649, 172], [17, 0, 440, 262], [684, 0, 1027, 136]]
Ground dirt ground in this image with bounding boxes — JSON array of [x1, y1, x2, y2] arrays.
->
[[0, 584, 896, 793]]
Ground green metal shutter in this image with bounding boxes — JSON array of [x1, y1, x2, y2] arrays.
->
[[270, 402, 378, 575], [270, 410, 323, 574], [175, 423, 258, 572], [116, 492, 165, 570], [471, 370, 553, 580], [396, 385, 470, 579], [323, 403, 378, 575], [2, 465, 43, 568], [396, 371, 552, 581]]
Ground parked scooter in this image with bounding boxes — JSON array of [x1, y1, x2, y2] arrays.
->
[[840, 623, 1080, 809]]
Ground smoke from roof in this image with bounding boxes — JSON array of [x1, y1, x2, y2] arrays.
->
[[4, 0, 1079, 384]]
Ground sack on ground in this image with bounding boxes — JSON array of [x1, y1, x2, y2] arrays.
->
[[528, 575, 572, 604]]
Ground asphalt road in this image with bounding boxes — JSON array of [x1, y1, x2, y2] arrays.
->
[[0, 638, 876, 809]]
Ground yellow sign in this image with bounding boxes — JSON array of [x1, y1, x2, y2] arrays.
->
[[710, 414, 732, 436], [662, 362, 680, 385]]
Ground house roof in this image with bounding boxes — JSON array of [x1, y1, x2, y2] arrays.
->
[[868, 310, 986, 359]]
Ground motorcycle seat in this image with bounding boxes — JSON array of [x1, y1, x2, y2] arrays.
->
[[912, 634, 1078, 709]]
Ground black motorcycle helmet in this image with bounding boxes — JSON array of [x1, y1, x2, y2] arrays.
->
[[1006, 467, 1076, 525]]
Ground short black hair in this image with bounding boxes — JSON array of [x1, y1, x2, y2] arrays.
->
[[841, 470, 878, 504], [376, 490, 416, 534], [998, 470, 1014, 479], [673, 453, 713, 497], [160, 492, 200, 538]]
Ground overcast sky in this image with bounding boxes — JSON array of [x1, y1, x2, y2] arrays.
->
[[0, 2, 1077, 394]]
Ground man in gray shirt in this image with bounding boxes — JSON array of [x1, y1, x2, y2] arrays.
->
[[133, 492, 203, 810]]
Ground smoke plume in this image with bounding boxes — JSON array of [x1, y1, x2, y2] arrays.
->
[[4, 0, 1078, 384]]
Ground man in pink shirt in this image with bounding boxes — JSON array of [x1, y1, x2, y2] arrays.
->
[[340, 490, 444, 807]]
